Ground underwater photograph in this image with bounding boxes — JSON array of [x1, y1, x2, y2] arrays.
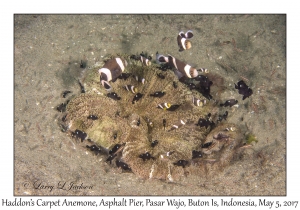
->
[[14, 14, 286, 195]]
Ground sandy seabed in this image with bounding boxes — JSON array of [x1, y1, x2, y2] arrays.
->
[[14, 14, 286, 195]]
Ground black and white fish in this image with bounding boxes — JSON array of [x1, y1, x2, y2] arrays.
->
[[86, 144, 102, 155], [177, 30, 193, 52], [139, 55, 151, 66], [217, 111, 228, 122], [151, 140, 158, 147], [223, 111, 228, 120], [150, 91, 165, 98], [220, 99, 238, 107], [196, 113, 215, 129], [132, 93, 143, 104], [87, 115, 98, 120], [130, 52, 151, 66], [107, 92, 121, 100], [168, 119, 186, 131], [158, 63, 172, 71], [194, 75, 212, 87], [116, 160, 131, 171], [167, 104, 180, 111], [146, 117, 153, 127], [234, 80, 253, 100], [187, 83, 196, 90], [196, 118, 211, 129], [109, 143, 123, 155], [71, 129, 87, 142], [139, 152, 155, 161], [156, 54, 198, 79], [140, 52, 152, 60], [118, 73, 132, 80], [56, 102, 68, 112], [157, 103, 171, 110], [192, 150, 203, 159], [106, 153, 117, 164], [98, 57, 128, 91], [62, 90, 71, 98], [192, 96, 206, 107], [173, 160, 189, 168], [124, 85, 138, 93], [134, 75, 146, 84], [194, 75, 213, 100]]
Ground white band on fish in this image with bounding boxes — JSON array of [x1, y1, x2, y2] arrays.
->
[[115, 57, 126, 72], [181, 38, 187, 50], [99, 68, 112, 81], [184, 65, 192, 78]]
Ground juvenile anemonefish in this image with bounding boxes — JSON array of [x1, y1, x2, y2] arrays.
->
[[196, 118, 212, 129], [106, 153, 117, 164], [156, 54, 198, 80], [146, 117, 153, 127], [116, 160, 131, 171], [217, 111, 228, 123], [177, 30, 193, 52], [132, 93, 143, 104], [192, 150, 203, 159], [167, 104, 180, 111], [220, 99, 238, 107], [157, 103, 171, 110], [130, 53, 151, 66], [139, 152, 155, 161], [150, 91, 165, 98], [140, 55, 151, 66], [87, 115, 98, 120], [124, 85, 138, 93], [86, 144, 102, 155], [173, 160, 189, 168], [192, 96, 206, 107], [134, 75, 146, 84], [71, 129, 87, 142], [107, 92, 121, 100], [151, 140, 158, 147], [168, 119, 186, 132], [195, 75, 213, 100], [118, 73, 132, 80], [98, 57, 128, 91], [234, 80, 253, 100], [109, 143, 125, 155]]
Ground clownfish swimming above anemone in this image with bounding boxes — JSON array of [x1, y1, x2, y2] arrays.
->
[[98, 57, 128, 91], [156, 53, 199, 81], [177, 30, 194, 52]]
